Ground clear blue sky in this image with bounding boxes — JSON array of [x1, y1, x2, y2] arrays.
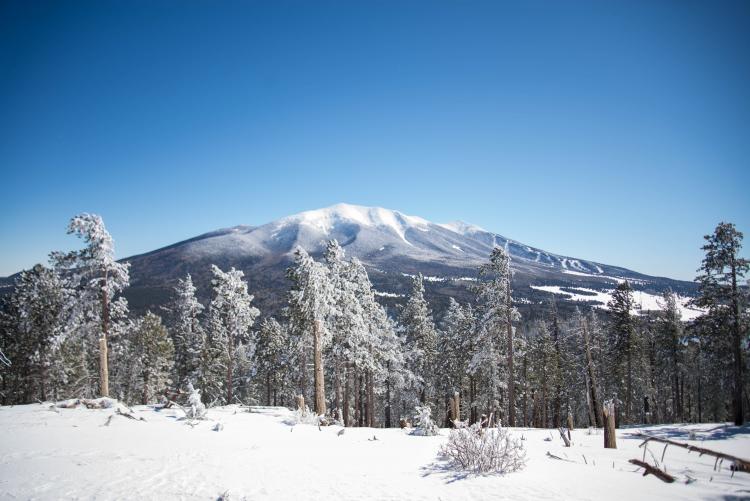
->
[[1, 1, 748, 280]]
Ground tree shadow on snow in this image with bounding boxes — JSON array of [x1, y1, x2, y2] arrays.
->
[[419, 460, 475, 484], [621, 424, 750, 444]]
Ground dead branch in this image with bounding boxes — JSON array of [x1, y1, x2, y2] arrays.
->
[[546, 451, 574, 462], [635, 434, 750, 474], [629, 459, 675, 483]]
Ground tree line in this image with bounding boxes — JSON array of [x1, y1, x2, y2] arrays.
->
[[0, 215, 747, 427]]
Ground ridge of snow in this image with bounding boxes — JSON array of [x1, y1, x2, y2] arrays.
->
[[438, 220, 487, 235], [276, 203, 433, 246]]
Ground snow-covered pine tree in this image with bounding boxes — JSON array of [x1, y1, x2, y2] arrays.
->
[[128, 312, 174, 404], [655, 289, 684, 422], [527, 319, 557, 427], [438, 298, 472, 425], [473, 247, 521, 426], [399, 273, 437, 409], [693, 222, 748, 425], [254, 317, 289, 406], [50, 214, 130, 398], [606, 280, 638, 424], [324, 240, 368, 423], [286, 248, 333, 415], [5, 264, 67, 402], [169, 274, 205, 389], [205, 265, 260, 405]]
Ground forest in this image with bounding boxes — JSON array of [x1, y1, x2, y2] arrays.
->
[[1, 213, 748, 430]]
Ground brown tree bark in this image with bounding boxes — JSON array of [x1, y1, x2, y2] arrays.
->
[[506, 296, 515, 426], [581, 317, 602, 427], [603, 402, 617, 449], [312, 319, 326, 415], [100, 275, 110, 398]]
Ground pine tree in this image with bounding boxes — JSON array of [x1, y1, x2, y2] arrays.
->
[[655, 289, 684, 422], [129, 312, 174, 404], [287, 248, 333, 415], [474, 247, 520, 426], [438, 298, 471, 424], [693, 222, 749, 425], [51, 214, 130, 398], [254, 317, 289, 406], [7, 265, 67, 401], [399, 273, 437, 408], [607, 280, 638, 424], [206, 265, 260, 405], [170, 274, 205, 388]]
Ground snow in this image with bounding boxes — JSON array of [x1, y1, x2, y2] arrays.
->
[[278, 203, 432, 246], [438, 221, 487, 235], [1, 403, 748, 500], [451, 244, 463, 252], [530, 285, 704, 321]]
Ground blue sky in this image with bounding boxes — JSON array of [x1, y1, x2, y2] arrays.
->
[[1, 1, 748, 280]]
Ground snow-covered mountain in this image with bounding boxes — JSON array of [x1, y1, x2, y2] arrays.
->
[[115, 203, 698, 316]]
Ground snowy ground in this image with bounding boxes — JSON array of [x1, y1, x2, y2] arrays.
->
[[1, 403, 749, 500]]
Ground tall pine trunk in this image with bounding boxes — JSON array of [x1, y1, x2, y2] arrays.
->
[[731, 258, 745, 425], [100, 275, 110, 398], [582, 317, 602, 427], [506, 296, 515, 427], [313, 319, 326, 415]]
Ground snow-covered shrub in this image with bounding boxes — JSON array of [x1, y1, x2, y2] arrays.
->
[[439, 423, 526, 474], [184, 381, 207, 420], [290, 405, 323, 426], [412, 405, 438, 436]]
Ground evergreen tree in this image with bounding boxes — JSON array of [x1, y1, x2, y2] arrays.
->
[[656, 289, 684, 422], [287, 247, 333, 415], [693, 222, 749, 425], [399, 273, 437, 408], [51, 213, 130, 398], [473, 247, 520, 426], [205, 265, 260, 405], [129, 312, 174, 404], [607, 280, 638, 424], [169, 274, 205, 388], [254, 317, 289, 406], [6, 265, 67, 402]]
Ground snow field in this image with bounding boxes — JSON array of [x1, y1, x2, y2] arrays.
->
[[1, 404, 748, 500]]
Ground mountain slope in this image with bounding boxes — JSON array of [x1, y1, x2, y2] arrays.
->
[[117, 203, 698, 317]]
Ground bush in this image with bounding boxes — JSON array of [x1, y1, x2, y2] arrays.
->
[[184, 381, 207, 420], [412, 405, 438, 436], [439, 423, 526, 474]]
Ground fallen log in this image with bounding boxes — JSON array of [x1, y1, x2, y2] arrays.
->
[[629, 459, 675, 483], [635, 434, 750, 474]]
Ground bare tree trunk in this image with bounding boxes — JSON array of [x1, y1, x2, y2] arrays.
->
[[354, 371, 361, 426], [100, 276, 110, 398], [603, 402, 617, 449], [266, 373, 272, 406], [385, 365, 392, 428], [552, 312, 561, 428], [506, 300, 515, 426], [343, 367, 351, 427], [312, 319, 326, 415], [731, 258, 745, 425], [582, 317, 602, 427], [367, 371, 375, 427], [334, 361, 342, 421], [296, 394, 305, 412]]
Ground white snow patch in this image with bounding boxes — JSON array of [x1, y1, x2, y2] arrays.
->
[[530, 285, 704, 321], [1, 404, 748, 500]]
